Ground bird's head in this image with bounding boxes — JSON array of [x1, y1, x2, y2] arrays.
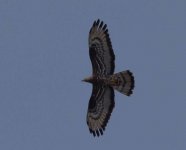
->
[[82, 76, 94, 83]]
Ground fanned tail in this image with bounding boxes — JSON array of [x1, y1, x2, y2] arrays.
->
[[110, 70, 134, 96]]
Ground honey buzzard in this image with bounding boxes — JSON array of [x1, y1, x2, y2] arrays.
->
[[83, 19, 135, 137]]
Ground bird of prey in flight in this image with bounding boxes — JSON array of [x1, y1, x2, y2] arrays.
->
[[82, 19, 135, 137]]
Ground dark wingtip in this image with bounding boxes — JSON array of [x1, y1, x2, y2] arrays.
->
[[93, 20, 97, 27], [89, 128, 96, 137], [89, 128, 104, 137], [103, 24, 107, 30], [99, 21, 103, 28], [91, 19, 108, 33], [96, 130, 100, 137], [99, 129, 103, 135], [96, 19, 100, 26]]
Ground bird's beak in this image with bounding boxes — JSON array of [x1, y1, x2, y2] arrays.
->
[[82, 77, 92, 83], [82, 78, 88, 82]]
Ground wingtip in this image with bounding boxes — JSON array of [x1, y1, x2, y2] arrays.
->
[[89, 128, 104, 137]]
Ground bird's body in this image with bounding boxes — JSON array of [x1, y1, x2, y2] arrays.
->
[[83, 19, 135, 137], [83, 70, 134, 95]]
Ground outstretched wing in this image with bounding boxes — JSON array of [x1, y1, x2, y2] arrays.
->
[[86, 84, 115, 137], [89, 19, 115, 76]]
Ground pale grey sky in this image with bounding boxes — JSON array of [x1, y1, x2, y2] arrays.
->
[[0, 0, 185, 150]]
